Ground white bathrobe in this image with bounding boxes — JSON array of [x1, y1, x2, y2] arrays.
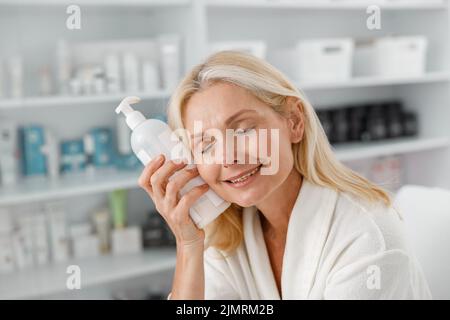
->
[[203, 180, 432, 300]]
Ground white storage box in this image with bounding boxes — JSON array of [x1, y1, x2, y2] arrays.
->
[[354, 36, 428, 78], [72, 234, 100, 259], [111, 226, 142, 255], [295, 38, 354, 83]]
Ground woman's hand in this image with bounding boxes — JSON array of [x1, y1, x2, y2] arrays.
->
[[138, 154, 209, 246]]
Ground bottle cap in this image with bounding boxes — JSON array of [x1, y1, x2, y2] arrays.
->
[[115, 96, 146, 130]]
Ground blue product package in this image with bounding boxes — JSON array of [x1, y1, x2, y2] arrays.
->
[[20, 125, 47, 176], [60, 139, 86, 173], [90, 128, 114, 167]]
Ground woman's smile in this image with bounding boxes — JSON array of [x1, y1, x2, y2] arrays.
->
[[223, 164, 262, 188]]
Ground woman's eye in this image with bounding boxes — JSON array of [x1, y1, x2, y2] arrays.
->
[[235, 127, 255, 135]]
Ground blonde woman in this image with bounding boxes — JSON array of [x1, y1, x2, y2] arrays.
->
[[138, 51, 431, 300]]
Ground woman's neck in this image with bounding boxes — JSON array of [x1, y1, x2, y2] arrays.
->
[[256, 167, 303, 235]]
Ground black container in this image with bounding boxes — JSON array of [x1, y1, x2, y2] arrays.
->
[[347, 106, 365, 141], [142, 212, 175, 247], [402, 112, 419, 137], [331, 108, 349, 143], [384, 101, 404, 138], [363, 104, 387, 141], [317, 109, 333, 141], [318, 100, 418, 144]]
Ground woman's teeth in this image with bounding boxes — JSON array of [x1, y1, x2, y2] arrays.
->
[[229, 165, 261, 184]]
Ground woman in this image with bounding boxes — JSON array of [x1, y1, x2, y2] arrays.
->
[[138, 51, 431, 300]]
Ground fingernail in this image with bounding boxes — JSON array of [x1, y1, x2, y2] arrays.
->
[[157, 154, 164, 162]]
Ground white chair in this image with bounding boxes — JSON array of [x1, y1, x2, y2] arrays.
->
[[394, 185, 450, 299]]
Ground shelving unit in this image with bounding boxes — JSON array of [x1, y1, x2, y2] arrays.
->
[[0, 0, 191, 7], [0, 168, 143, 206], [0, 248, 176, 300], [1, 0, 449, 299], [335, 136, 450, 162], [206, 0, 447, 10], [0, 91, 170, 110], [299, 72, 450, 91], [0, 73, 447, 110], [204, 0, 450, 188]]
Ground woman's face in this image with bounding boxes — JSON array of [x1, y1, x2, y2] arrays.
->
[[183, 82, 302, 207]]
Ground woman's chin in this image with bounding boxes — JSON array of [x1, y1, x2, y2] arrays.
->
[[228, 190, 265, 208]]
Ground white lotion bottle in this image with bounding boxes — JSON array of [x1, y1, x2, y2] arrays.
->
[[115, 96, 231, 229]]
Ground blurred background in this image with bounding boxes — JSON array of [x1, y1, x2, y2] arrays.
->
[[0, 0, 449, 300]]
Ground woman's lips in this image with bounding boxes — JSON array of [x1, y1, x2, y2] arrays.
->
[[223, 164, 262, 181], [223, 164, 262, 188]]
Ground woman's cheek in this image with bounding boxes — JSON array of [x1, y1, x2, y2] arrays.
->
[[198, 166, 217, 185]]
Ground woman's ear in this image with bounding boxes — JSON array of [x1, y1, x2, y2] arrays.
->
[[286, 97, 305, 144]]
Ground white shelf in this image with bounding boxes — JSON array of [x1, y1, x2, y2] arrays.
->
[[0, 248, 176, 300], [0, 74, 447, 110], [299, 72, 450, 91], [0, 168, 142, 206], [0, 0, 191, 7], [0, 0, 445, 9], [207, 0, 447, 10], [335, 136, 450, 162], [0, 91, 171, 110]]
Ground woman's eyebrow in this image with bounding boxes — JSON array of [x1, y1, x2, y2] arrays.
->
[[225, 109, 258, 126], [190, 109, 257, 140]]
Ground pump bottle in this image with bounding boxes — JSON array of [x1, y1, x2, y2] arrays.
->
[[116, 96, 231, 229]]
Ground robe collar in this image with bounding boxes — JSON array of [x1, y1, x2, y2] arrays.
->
[[242, 179, 338, 299]]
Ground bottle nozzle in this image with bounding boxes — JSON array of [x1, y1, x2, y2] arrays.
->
[[115, 96, 146, 130], [115, 96, 141, 115]]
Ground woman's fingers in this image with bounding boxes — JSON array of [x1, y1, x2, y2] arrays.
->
[[165, 166, 199, 206], [177, 183, 210, 215], [150, 159, 187, 199], [138, 154, 165, 197]]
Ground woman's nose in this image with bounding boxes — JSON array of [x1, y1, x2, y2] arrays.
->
[[221, 136, 239, 167], [221, 133, 259, 166], [223, 158, 239, 168], [221, 145, 238, 167]]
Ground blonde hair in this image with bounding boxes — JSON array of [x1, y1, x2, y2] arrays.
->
[[167, 50, 391, 253]]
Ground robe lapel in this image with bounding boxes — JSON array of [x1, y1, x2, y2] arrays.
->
[[242, 180, 338, 300], [281, 180, 338, 299], [243, 206, 281, 300]]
